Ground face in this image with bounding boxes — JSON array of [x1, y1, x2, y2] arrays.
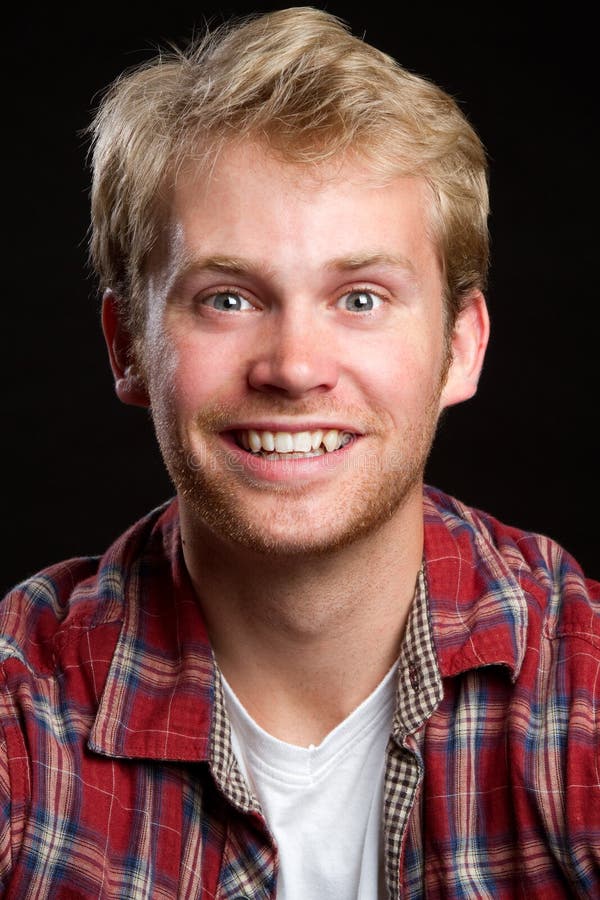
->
[[120, 143, 484, 557]]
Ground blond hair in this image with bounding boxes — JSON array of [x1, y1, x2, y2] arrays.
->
[[88, 6, 489, 339]]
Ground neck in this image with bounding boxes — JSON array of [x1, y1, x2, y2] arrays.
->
[[180, 491, 424, 745]]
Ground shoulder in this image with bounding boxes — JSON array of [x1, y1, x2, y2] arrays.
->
[[423, 483, 600, 643], [0, 556, 112, 679], [0, 499, 179, 679], [423, 482, 599, 700]]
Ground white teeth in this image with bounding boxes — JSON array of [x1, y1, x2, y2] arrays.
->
[[239, 428, 354, 455], [292, 431, 312, 452], [310, 429, 324, 450], [248, 429, 262, 453], [322, 429, 340, 453], [275, 432, 294, 453], [262, 431, 275, 452]]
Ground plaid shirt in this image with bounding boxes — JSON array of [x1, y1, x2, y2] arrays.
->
[[1, 486, 598, 898]]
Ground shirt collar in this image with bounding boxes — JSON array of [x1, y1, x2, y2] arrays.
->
[[422, 485, 528, 682], [88, 499, 216, 763], [89, 485, 529, 763]]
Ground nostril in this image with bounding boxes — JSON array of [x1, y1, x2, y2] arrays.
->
[[247, 356, 339, 397]]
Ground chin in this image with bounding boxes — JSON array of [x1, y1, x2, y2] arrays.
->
[[177, 467, 423, 560]]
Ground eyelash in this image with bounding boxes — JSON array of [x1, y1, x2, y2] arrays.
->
[[195, 285, 388, 313], [335, 288, 386, 313], [197, 290, 255, 312]]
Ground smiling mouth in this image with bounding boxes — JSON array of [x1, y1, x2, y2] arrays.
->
[[233, 428, 356, 458]]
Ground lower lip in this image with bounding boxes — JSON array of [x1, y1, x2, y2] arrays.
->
[[219, 433, 360, 483]]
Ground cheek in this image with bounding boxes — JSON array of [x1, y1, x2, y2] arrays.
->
[[156, 334, 249, 415], [355, 335, 442, 419]]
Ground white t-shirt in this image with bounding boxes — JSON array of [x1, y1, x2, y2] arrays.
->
[[221, 663, 397, 900]]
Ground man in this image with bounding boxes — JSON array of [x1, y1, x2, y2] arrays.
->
[[1, 6, 597, 898]]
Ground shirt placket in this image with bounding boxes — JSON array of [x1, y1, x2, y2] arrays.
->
[[208, 666, 279, 900], [383, 567, 444, 900]]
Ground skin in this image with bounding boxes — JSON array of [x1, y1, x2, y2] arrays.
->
[[103, 141, 489, 744]]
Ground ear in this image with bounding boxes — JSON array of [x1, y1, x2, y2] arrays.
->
[[440, 290, 490, 410], [101, 289, 150, 408]]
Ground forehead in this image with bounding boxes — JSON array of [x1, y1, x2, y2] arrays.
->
[[161, 141, 440, 282], [172, 139, 432, 210], [176, 138, 405, 194]]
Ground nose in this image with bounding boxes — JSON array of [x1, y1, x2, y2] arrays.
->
[[247, 303, 339, 397]]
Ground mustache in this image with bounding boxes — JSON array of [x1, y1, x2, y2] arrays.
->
[[191, 399, 388, 433]]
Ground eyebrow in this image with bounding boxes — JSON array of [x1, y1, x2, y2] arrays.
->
[[169, 250, 419, 289], [325, 252, 418, 278], [172, 254, 275, 282]]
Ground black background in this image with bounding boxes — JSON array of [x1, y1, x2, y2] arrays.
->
[[4, 2, 598, 593]]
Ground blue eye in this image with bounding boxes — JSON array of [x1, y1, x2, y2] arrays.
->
[[337, 290, 382, 312], [204, 292, 253, 311]]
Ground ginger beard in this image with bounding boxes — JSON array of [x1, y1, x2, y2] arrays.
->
[[148, 370, 448, 559]]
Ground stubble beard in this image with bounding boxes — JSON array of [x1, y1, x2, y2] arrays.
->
[[151, 387, 445, 560]]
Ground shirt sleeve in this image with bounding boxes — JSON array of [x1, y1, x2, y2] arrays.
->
[[0, 721, 12, 886], [0, 671, 30, 889], [562, 618, 600, 891]]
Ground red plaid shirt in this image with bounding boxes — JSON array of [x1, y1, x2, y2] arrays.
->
[[1, 486, 598, 898]]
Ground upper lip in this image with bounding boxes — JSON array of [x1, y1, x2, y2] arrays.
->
[[223, 421, 363, 434]]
